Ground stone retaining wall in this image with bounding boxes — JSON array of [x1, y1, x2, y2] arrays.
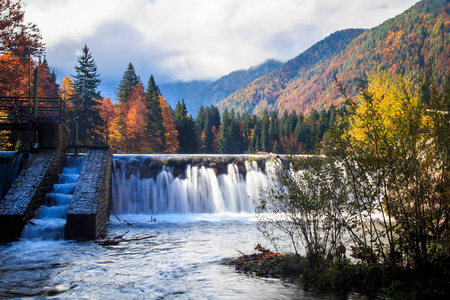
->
[[65, 149, 113, 240], [112, 154, 280, 180], [0, 149, 65, 241]]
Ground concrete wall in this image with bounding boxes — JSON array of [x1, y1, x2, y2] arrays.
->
[[0, 149, 65, 241], [35, 120, 68, 150], [65, 149, 113, 240]]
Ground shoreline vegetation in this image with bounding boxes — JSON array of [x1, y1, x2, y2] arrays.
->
[[228, 70, 450, 300], [227, 244, 448, 299]]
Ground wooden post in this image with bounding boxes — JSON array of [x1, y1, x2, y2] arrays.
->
[[32, 67, 38, 151], [75, 123, 78, 156], [29, 50, 32, 114], [33, 67, 38, 119]]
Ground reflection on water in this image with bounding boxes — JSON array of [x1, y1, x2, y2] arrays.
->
[[0, 214, 354, 299]]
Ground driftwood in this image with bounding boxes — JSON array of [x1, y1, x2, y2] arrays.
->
[[229, 244, 281, 272], [96, 230, 156, 246]]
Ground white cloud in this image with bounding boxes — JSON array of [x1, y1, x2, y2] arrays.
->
[[22, 0, 418, 96]]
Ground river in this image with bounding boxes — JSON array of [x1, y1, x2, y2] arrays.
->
[[0, 154, 360, 299], [0, 213, 350, 299]]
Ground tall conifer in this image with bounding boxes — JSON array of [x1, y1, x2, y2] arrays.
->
[[145, 75, 165, 152], [68, 44, 104, 145], [174, 100, 198, 153], [116, 63, 140, 105]]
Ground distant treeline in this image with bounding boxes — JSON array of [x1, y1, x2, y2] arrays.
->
[[97, 60, 347, 155], [189, 104, 347, 154]]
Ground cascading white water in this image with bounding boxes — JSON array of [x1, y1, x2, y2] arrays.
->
[[21, 154, 84, 240], [0, 152, 30, 200], [112, 155, 276, 215]]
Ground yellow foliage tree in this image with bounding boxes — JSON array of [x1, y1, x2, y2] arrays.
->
[[348, 71, 422, 156], [108, 108, 124, 152], [331, 69, 450, 271]]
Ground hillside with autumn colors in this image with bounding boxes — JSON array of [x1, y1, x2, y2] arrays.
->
[[160, 59, 282, 116], [218, 0, 450, 115]]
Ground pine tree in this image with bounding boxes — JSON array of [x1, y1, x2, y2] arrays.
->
[[268, 110, 279, 150], [68, 44, 104, 145], [260, 110, 270, 152], [114, 63, 140, 143], [218, 109, 241, 153], [218, 109, 230, 153], [116, 63, 140, 105], [145, 75, 165, 152], [174, 99, 199, 153]]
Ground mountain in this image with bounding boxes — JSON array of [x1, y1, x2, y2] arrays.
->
[[218, 0, 450, 115], [159, 59, 283, 116], [218, 29, 365, 114], [159, 80, 212, 110], [195, 59, 283, 108]]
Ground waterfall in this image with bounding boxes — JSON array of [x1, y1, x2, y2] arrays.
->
[[0, 152, 30, 200], [112, 155, 276, 215], [21, 154, 84, 240]]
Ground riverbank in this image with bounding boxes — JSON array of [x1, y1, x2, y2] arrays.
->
[[228, 246, 450, 299]]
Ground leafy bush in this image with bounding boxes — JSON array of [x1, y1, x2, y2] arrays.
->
[[255, 68, 450, 298]]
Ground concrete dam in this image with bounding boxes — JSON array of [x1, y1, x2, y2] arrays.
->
[[0, 151, 278, 241]]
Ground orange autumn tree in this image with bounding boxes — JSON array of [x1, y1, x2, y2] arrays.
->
[[106, 71, 178, 153], [0, 52, 29, 96], [0, 0, 44, 96], [99, 97, 115, 145], [124, 83, 151, 153], [158, 94, 179, 153], [36, 57, 59, 98], [0, 55, 57, 98], [0, 0, 44, 57]]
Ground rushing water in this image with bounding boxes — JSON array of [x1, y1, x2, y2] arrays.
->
[[0, 154, 358, 299], [112, 155, 276, 215], [21, 155, 84, 240], [1, 214, 322, 299]]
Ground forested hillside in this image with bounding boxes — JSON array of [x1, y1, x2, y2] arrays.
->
[[160, 59, 282, 116], [219, 0, 450, 115], [217, 29, 365, 114]]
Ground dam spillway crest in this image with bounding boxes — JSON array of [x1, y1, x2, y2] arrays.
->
[[112, 155, 277, 215]]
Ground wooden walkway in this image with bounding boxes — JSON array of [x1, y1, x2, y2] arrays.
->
[[0, 96, 65, 131]]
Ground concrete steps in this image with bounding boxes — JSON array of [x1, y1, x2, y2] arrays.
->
[[0, 148, 113, 241]]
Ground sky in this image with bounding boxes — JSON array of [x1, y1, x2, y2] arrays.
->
[[22, 0, 419, 99]]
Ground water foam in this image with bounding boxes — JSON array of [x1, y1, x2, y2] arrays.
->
[[112, 155, 276, 215]]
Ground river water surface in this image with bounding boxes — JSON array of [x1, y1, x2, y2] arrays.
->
[[0, 213, 352, 299], [1, 155, 364, 299]]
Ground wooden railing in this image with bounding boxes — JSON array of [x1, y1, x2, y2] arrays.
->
[[0, 97, 65, 127]]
